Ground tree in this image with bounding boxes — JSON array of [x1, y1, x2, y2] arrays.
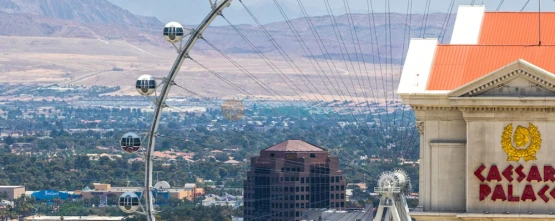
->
[[214, 153, 229, 162], [4, 136, 13, 145]]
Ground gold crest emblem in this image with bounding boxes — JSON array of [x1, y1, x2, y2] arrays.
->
[[501, 123, 542, 162]]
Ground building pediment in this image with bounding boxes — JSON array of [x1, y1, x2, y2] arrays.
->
[[448, 59, 555, 97]]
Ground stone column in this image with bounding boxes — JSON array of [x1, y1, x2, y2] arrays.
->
[[416, 121, 425, 212]]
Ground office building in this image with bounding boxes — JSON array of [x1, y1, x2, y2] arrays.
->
[[243, 140, 346, 221]]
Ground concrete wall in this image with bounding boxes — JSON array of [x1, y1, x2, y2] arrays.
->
[[416, 109, 467, 212]]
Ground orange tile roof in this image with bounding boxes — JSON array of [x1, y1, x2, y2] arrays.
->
[[479, 12, 555, 45], [427, 45, 555, 90]]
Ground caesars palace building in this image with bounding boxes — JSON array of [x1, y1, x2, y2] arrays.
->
[[399, 5, 555, 221]]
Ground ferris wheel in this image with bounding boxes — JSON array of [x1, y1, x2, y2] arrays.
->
[[109, 0, 487, 220], [116, 0, 233, 220]]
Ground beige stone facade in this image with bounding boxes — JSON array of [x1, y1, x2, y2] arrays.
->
[[398, 5, 555, 221]]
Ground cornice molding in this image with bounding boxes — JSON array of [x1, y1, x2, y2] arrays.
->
[[448, 60, 555, 97], [411, 105, 555, 112], [458, 107, 555, 112], [411, 106, 459, 111], [466, 69, 555, 96]]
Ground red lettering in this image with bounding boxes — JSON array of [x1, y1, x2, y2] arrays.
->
[[527, 166, 542, 182], [538, 185, 550, 203], [491, 185, 507, 201], [502, 165, 514, 182], [474, 164, 486, 182], [487, 165, 502, 182], [544, 166, 555, 182], [516, 165, 526, 182], [550, 187, 555, 199], [508, 185, 520, 202], [521, 185, 537, 202], [480, 185, 492, 201]]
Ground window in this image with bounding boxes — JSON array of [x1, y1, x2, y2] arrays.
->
[[310, 153, 316, 158], [301, 177, 304, 183], [301, 195, 305, 200], [271, 153, 275, 157], [341, 194, 344, 199], [296, 187, 299, 192], [301, 187, 304, 192], [331, 194, 334, 199]]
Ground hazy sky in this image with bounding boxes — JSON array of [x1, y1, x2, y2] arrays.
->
[[109, 0, 555, 26]]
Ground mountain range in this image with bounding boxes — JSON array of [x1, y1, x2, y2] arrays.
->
[[0, 0, 455, 62]]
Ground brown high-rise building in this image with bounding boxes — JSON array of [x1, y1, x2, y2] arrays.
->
[[243, 140, 346, 221]]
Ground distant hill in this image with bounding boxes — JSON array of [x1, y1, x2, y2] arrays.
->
[[0, 0, 455, 63], [193, 13, 455, 64], [0, 0, 165, 45], [0, 0, 161, 26]]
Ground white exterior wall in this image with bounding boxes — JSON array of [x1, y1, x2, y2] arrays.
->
[[430, 142, 466, 211], [416, 109, 467, 212], [450, 5, 486, 44], [397, 39, 438, 94]]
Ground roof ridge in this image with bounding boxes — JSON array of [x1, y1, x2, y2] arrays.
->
[[262, 139, 326, 152], [438, 44, 555, 47], [485, 12, 555, 14]]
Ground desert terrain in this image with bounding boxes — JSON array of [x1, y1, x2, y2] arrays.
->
[[0, 35, 401, 102]]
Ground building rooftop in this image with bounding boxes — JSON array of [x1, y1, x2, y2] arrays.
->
[[427, 46, 555, 90], [263, 140, 326, 152], [0, 186, 24, 188], [24, 216, 125, 221], [425, 11, 555, 91], [479, 12, 555, 45]]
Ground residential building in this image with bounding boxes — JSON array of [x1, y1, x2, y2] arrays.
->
[[0, 185, 25, 200]]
